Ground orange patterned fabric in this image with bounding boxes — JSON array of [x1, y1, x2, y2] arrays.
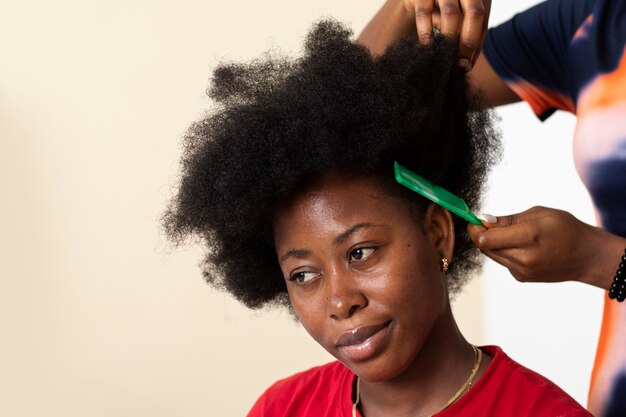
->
[[484, 1, 626, 415]]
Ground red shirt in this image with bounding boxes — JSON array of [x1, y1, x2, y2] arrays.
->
[[247, 346, 591, 416]]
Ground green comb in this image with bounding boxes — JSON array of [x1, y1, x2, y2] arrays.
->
[[394, 161, 482, 225]]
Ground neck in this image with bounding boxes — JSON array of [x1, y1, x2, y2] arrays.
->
[[357, 306, 481, 417]]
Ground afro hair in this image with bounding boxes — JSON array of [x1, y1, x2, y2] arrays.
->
[[164, 19, 500, 309]]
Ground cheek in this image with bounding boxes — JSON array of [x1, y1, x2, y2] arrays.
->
[[286, 288, 306, 321], [381, 247, 444, 306], [287, 290, 329, 342]]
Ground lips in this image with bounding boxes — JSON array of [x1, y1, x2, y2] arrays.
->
[[336, 321, 391, 362]]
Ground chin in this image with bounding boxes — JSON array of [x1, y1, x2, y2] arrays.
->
[[345, 355, 412, 383]]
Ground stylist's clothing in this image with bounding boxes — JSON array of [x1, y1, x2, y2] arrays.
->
[[247, 346, 590, 416], [483, 0, 626, 415]]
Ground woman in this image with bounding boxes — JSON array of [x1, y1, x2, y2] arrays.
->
[[358, 1, 626, 415], [164, 20, 590, 416]]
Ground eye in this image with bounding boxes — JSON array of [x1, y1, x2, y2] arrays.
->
[[349, 247, 375, 263], [289, 271, 321, 284]]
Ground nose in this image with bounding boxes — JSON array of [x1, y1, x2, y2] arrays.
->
[[326, 270, 367, 320]]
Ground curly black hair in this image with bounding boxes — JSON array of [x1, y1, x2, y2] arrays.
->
[[164, 19, 499, 309]]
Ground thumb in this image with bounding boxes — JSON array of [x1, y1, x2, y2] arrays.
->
[[477, 212, 518, 228]]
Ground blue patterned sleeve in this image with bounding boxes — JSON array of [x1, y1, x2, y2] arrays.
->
[[483, 0, 594, 119]]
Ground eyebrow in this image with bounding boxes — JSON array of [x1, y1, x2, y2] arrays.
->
[[279, 249, 311, 262], [332, 222, 376, 245], [279, 223, 387, 262]]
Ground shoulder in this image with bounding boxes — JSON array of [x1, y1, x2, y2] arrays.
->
[[481, 0, 596, 116], [471, 346, 592, 416], [247, 361, 353, 417]]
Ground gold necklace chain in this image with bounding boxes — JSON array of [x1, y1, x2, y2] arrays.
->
[[352, 345, 483, 417]]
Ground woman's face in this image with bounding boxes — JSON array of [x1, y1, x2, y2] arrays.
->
[[273, 173, 454, 382]]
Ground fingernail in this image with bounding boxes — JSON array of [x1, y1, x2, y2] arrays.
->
[[477, 213, 497, 224], [459, 58, 470, 69]]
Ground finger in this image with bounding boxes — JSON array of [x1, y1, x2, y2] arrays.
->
[[468, 33, 486, 71], [490, 206, 553, 228], [433, 9, 442, 30], [438, 0, 461, 38], [403, 0, 415, 11], [483, 212, 520, 228], [476, 213, 497, 228], [467, 224, 486, 242], [468, 0, 491, 70], [471, 221, 539, 250], [414, 0, 435, 45], [458, 0, 486, 69], [479, 249, 532, 282], [479, 248, 517, 271]]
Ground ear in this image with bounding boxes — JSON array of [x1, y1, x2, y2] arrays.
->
[[423, 203, 455, 262]]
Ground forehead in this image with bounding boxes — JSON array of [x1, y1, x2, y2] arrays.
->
[[273, 173, 415, 240]]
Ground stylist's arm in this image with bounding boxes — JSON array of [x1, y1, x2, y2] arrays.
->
[[468, 206, 626, 289]]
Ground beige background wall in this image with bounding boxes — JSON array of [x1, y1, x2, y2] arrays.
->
[[1, 1, 601, 416]]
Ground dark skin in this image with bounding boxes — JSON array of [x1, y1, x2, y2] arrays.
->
[[358, 0, 626, 290], [273, 173, 490, 417], [358, 0, 495, 72], [470, 207, 626, 287]]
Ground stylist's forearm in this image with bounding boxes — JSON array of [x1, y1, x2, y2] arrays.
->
[[357, 0, 415, 55], [583, 225, 626, 290]]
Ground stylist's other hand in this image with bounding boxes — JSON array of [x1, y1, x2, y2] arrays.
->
[[404, 0, 491, 70], [468, 206, 621, 287]]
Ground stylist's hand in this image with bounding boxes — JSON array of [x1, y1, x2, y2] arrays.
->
[[403, 0, 491, 70], [468, 206, 624, 288]]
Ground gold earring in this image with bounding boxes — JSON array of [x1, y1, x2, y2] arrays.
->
[[441, 258, 449, 272]]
